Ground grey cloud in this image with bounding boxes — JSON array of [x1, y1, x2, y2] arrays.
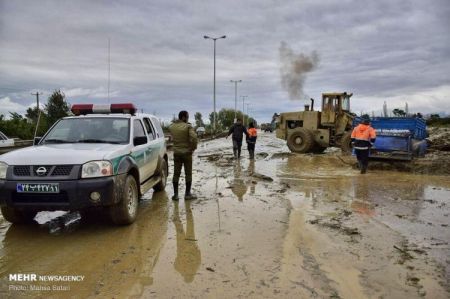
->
[[1, 0, 449, 123]]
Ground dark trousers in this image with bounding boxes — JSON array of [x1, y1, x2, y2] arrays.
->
[[247, 142, 255, 159], [355, 149, 369, 170], [173, 153, 193, 183], [233, 139, 243, 158]]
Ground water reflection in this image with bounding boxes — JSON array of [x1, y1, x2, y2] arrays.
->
[[231, 160, 248, 201], [247, 160, 257, 195], [0, 191, 170, 298], [173, 201, 201, 283]]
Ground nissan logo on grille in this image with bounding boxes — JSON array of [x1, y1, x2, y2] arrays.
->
[[36, 167, 47, 176]]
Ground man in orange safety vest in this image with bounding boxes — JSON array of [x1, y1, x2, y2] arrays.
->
[[351, 116, 376, 174]]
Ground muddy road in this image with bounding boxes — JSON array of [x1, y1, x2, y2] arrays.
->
[[1, 132, 449, 298]]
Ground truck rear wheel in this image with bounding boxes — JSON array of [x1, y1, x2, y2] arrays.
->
[[0, 206, 37, 224], [109, 175, 138, 225], [153, 159, 168, 192], [340, 132, 353, 154], [287, 128, 314, 153]]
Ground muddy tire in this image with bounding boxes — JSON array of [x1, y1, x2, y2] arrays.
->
[[340, 132, 353, 154], [0, 206, 37, 224], [153, 159, 168, 192], [287, 128, 314, 153], [109, 175, 139, 225]]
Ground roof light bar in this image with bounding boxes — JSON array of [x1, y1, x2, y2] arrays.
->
[[71, 103, 137, 116]]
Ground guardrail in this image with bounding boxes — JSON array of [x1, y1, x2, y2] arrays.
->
[[0, 140, 33, 155]]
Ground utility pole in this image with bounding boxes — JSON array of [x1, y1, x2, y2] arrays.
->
[[31, 92, 43, 141], [204, 35, 226, 134], [241, 95, 248, 126], [246, 103, 251, 126], [230, 80, 242, 122]]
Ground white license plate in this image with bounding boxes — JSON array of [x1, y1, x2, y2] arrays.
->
[[16, 183, 60, 193]]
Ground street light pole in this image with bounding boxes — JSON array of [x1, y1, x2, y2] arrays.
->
[[204, 35, 226, 133], [230, 80, 242, 122], [241, 95, 248, 126], [246, 103, 251, 126]]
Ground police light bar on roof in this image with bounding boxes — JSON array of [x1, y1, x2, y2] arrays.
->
[[71, 103, 137, 116]]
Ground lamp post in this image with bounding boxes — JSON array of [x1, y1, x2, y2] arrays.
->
[[241, 95, 248, 126], [246, 103, 251, 126], [230, 80, 242, 122], [204, 35, 226, 133]]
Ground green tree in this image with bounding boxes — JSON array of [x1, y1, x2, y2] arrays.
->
[[194, 112, 204, 128], [430, 114, 440, 119], [26, 106, 40, 123], [45, 89, 70, 127], [392, 109, 406, 117]]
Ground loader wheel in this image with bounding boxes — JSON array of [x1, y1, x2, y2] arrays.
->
[[340, 132, 353, 154], [287, 128, 314, 153]]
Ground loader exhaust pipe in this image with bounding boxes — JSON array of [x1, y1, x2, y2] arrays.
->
[[310, 98, 314, 111]]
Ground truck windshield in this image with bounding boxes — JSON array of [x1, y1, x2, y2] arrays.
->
[[41, 118, 130, 145]]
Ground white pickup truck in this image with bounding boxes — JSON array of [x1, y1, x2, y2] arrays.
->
[[0, 131, 14, 147], [0, 103, 168, 225]]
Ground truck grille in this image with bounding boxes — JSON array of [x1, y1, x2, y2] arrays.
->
[[14, 166, 31, 176], [13, 165, 74, 177], [51, 165, 74, 176]]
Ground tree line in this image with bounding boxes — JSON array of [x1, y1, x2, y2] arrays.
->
[[0, 90, 70, 140]]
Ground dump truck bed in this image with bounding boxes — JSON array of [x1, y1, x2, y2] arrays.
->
[[353, 117, 427, 160]]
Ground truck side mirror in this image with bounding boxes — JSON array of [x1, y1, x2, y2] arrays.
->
[[34, 137, 42, 145], [133, 136, 148, 146]]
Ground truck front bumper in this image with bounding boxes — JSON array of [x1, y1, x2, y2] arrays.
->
[[0, 174, 126, 210]]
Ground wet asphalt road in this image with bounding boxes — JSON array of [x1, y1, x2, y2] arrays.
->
[[0, 131, 449, 298]]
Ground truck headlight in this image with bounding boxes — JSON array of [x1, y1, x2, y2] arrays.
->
[[81, 161, 113, 178], [0, 162, 7, 179]]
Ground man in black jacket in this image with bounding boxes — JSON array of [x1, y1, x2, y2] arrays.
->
[[226, 118, 249, 159]]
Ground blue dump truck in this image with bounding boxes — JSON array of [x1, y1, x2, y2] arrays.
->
[[353, 117, 427, 160]]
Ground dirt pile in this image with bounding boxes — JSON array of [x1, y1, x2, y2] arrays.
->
[[427, 127, 450, 151]]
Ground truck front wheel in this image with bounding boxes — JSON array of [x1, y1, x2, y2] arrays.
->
[[0, 206, 37, 224], [287, 128, 314, 153], [109, 175, 139, 225]]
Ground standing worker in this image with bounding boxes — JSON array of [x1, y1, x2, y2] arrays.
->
[[351, 116, 376, 174], [226, 118, 248, 159], [246, 122, 257, 159], [169, 111, 198, 200]]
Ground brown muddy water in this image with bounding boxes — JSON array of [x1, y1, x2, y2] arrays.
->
[[0, 132, 449, 298]]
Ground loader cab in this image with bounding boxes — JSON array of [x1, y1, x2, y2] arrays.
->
[[321, 92, 352, 125]]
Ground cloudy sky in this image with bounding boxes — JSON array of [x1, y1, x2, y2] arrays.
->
[[1, 0, 449, 123]]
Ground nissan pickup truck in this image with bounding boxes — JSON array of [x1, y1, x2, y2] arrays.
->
[[0, 103, 168, 225]]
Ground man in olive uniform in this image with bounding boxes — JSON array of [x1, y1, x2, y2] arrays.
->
[[169, 111, 198, 200]]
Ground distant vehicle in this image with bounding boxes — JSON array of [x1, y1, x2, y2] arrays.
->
[[261, 123, 273, 133], [196, 126, 205, 137], [0, 131, 14, 148], [0, 103, 168, 225]]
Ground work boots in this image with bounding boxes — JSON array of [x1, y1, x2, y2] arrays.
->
[[172, 182, 179, 201], [360, 165, 367, 174], [185, 181, 197, 200]]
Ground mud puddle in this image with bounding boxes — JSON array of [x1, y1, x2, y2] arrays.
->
[[0, 131, 448, 298]]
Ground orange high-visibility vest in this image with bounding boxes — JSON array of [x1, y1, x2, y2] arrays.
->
[[351, 124, 376, 150], [248, 128, 257, 137], [351, 124, 376, 141]]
